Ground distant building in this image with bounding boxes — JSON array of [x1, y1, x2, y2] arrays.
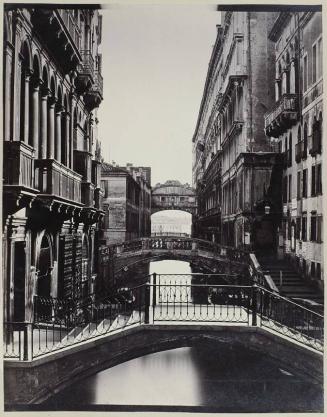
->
[[100, 163, 151, 244], [264, 11, 323, 288]]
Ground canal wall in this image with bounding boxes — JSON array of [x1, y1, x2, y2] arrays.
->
[[4, 325, 323, 406]]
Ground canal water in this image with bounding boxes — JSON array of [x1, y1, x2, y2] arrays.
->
[[42, 260, 323, 412]]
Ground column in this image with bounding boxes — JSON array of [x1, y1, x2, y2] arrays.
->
[[4, 45, 13, 142], [65, 112, 71, 167], [55, 105, 62, 162], [47, 96, 56, 159], [23, 71, 31, 144], [70, 94, 77, 169], [290, 60, 296, 94], [40, 88, 49, 159], [31, 79, 41, 152], [275, 80, 280, 102]]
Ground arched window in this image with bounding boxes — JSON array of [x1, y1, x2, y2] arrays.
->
[[297, 125, 301, 143], [303, 123, 308, 158], [312, 113, 322, 155], [289, 132, 292, 165], [19, 42, 31, 144], [73, 107, 78, 151]]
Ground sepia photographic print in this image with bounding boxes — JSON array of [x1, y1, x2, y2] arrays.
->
[[1, 1, 324, 413]]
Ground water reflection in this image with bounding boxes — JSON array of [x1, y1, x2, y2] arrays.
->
[[44, 344, 323, 412]]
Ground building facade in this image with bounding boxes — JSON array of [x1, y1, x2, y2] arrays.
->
[[264, 11, 323, 288], [3, 6, 104, 323], [192, 11, 285, 251], [100, 163, 152, 244]]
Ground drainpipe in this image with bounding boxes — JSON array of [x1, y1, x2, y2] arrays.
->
[[247, 12, 253, 152]]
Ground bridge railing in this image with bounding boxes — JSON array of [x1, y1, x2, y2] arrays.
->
[[4, 275, 323, 360], [105, 236, 249, 263]]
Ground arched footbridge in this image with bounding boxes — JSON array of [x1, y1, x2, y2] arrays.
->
[[4, 273, 323, 405], [98, 236, 277, 289]]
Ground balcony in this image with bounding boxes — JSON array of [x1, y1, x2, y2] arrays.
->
[[264, 94, 298, 138], [84, 71, 103, 111], [3, 141, 38, 212], [31, 9, 82, 72], [3, 141, 35, 189], [76, 50, 95, 95], [34, 159, 82, 204], [295, 140, 307, 162]]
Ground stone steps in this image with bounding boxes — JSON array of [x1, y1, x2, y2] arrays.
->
[[257, 256, 324, 306]]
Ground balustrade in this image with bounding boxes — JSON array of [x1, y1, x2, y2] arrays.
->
[[3, 141, 35, 189], [264, 94, 298, 137], [34, 159, 82, 203]]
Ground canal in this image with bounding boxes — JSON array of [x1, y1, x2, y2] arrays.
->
[[41, 260, 323, 412]]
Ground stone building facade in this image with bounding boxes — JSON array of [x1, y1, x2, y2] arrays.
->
[[100, 163, 152, 244], [192, 11, 283, 250], [3, 6, 104, 323], [264, 11, 323, 287]]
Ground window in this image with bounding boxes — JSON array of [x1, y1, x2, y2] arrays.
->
[[312, 44, 317, 84], [303, 54, 308, 92], [297, 171, 301, 200], [288, 175, 292, 202], [311, 164, 322, 196], [316, 263, 321, 280], [317, 38, 322, 79], [317, 215, 323, 243], [311, 262, 316, 279], [282, 176, 288, 203], [316, 164, 322, 194], [296, 217, 301, 239], [302, 214, 307, 241], [289, 133, 292, 165], [303, 123, 308, 158], [311, 165, 316, 196], [302, 169, 307, 198], [310, 213, 317, 241]]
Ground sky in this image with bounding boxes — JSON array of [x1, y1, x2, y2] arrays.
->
[[98, 4, 220, 186]]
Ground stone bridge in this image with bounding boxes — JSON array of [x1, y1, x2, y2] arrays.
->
[[5, 277, 324, 406], [151, 180, 197, 215], [97, 236, 277, 290]]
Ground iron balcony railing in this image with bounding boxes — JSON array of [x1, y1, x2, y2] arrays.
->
[[265, 93, 298, 128], [264, 94, 298, 137], [3, 274, 323, 360]]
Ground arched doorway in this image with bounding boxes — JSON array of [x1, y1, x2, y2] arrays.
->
[[81, 235, 90, 300], [36, 234, 53, 320]]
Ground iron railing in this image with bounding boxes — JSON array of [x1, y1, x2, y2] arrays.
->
[[4, 274, 323, 360]]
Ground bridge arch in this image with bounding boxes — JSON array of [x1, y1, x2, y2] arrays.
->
[[5, 325, 322, 405], [151, 210, 192, 236]]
